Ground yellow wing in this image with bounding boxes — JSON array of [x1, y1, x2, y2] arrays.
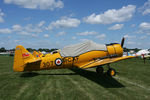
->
[[79, 56, 135, 69]]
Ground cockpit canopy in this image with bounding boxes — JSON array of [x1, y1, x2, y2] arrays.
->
[[60, 40, 107, 57]]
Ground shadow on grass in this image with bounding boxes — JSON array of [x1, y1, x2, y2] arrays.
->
[[20, 68, 124, 88], [20, 72, 77, 77], [70, 68, 124, 88], [20, 72, 39, 77]]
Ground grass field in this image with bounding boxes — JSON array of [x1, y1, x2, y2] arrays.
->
[[0, 56, 150, 100]]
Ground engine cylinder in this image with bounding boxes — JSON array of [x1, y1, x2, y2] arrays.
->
[[107, 44, 123, 57]]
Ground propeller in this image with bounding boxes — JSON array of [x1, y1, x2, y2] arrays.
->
[[121, 37, 125, 47]]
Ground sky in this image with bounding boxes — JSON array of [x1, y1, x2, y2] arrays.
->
[[0, 0, 150, 49]]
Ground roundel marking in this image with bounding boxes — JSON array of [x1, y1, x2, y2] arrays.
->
[[55, 58, 62, 66]]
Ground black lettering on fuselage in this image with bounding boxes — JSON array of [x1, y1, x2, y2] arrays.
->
[[62, 57, 79, 63], [50, 61, 53, 66], [46, 62, 50, 68], [43, 57, 79, 68], [42, 60, 54, 68], [43, 62, 47, 68]]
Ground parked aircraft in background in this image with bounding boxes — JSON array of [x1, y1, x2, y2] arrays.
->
[[33, 51, 43, 58], [135, 49, 150, 63], [33, 50, 59, 58], [136, 49, 150, 58]]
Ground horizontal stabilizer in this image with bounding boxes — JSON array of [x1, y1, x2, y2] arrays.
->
[[25, 59, 41, 64]]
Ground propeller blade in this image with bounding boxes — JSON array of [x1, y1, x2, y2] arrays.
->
[[121, 37, 125, 47]]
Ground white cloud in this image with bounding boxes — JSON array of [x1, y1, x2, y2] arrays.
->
[[83, 5, 136, 24], [147, 33, 150, 35], [19, 31, 30, 35], [137, 22, 150, 35], [140, 36, 147, 39], [0, 9, 4, 23], [72, 36, 76, 40], [4, 0, 64, 11], [130, 24, 136, 27], [56, 31, 66, 36], [12, 24, 22, 31], [0, 28, 12, 34], [96, 34, 106, 40], [77, 31, 98, 36], [139, 0, 150, 15], [38, 21, 45, 27], [124, 34, 136, 39], [44, 34, 50, 38], [139, 22, 150, 30], [12, 23, 43, 36], [0, 21, 45, 37], [31, 34, 38, 37], [11, 24, 41, 36], [108, 24, 124, 30], [143, 9, 150, 15], [127, 41, 136, 45], [24, 24, 42, 33], [80, 39, 91, 42], [48, 17, 80, 30]]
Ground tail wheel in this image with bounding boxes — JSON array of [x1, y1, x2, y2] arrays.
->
[[107, 68, 116, 76], [96, 66, 104, 74]]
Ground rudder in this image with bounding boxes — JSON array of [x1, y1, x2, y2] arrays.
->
[[13, 45, 34, 72]]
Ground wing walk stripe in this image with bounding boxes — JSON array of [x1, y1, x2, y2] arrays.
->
[[81, 59, 102, 69]]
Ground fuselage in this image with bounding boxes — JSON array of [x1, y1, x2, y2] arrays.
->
[[23, 44, 123, 71]]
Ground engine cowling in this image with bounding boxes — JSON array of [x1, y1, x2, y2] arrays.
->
[[106, 43, 123, 57]]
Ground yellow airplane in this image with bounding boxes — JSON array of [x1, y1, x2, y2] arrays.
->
[[33, 51, 40, 58], [13, 38, 134, 76], [33, 50, 56, 58], [33, 51, 44, 58]]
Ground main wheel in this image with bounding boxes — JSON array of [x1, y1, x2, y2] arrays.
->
[[96, 66, 104, 74], [107, 68, 116, 76]]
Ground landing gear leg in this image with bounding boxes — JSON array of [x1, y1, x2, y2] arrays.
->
[[107, 64, 116, 76], [96, 66, 104, 74]]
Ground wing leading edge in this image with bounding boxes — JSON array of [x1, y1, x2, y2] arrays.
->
[[79, 56, 135, 69]]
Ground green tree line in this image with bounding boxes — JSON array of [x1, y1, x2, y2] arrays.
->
[[0, 47, 58, 52]]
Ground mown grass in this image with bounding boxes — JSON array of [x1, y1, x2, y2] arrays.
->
[[0, 56, 150, 100]]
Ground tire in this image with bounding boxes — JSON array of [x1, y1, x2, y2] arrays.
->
[[96, 66, 104, 74], [107, 68, 116, 76]]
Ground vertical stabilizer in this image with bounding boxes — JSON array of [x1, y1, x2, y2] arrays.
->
[[33, 51, 39, 58], [13, 45, 34, 72]]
